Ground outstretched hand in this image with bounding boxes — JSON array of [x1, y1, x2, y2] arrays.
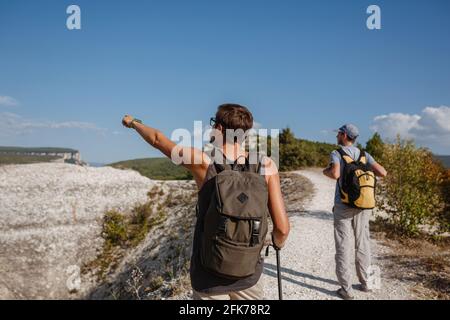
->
[[122, 115, 134, 128]]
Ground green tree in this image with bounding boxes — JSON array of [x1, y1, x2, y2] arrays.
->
[[279, 128, 303, 170], [365, 132, 384, 159], [377, 137, 448, 236]]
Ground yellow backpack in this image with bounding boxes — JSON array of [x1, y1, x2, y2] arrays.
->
[[337, 148, 376, 209]]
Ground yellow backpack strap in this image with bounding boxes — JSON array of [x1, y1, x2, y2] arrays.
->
[[357, 150, 367, 164], [337, 148, 353, 164]]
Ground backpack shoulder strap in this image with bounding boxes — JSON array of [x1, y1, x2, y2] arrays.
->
[[231, 155, 251, 172], [211, 148, 233, 173], [357, 149, 367, 164], [212, 148, 265, 174], [212, 149, 252, 173], [229, 151, 266, 174], [255, 154, 265, 174], [337, 148, 354, 165]]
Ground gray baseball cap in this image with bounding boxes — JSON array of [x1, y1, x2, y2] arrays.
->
[[336, 124, 359, 140]]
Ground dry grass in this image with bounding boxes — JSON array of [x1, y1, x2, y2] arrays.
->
[[82, 185, 168, 280], [371, 219, 450, 299], [83, 181, 198, 299]]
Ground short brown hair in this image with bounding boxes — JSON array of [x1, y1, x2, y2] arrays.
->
[[215, 103, 253, 132]]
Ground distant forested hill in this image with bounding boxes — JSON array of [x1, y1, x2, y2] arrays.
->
[[110, 128, 337, 178], [0, 154, 61, 165], [0, 146, 78, 153], [435, 155, 450, 168], [108, 157, 193, 180], [0, 146, 80, 165], [108, 129, 449, 178], [279, 128, 337, 171]]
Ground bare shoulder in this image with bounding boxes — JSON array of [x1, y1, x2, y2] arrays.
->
[[260, 155, 275, 168], [259, 156, 279, 184]]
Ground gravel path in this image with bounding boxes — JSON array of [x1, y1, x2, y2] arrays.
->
[[262, 169, 414, 300]]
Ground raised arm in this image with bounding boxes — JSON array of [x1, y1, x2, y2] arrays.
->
[[262, 158, 290, 249], [122, 115, 210, 187], [123, 116, 176, 158]]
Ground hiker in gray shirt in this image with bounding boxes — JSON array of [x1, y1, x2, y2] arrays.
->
[[323, 124, 387, 300]]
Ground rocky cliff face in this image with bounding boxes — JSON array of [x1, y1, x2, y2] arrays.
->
[[0, 163, 157, 299]]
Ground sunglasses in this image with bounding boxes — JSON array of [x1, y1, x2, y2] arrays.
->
[[210, 117, 217, 127]]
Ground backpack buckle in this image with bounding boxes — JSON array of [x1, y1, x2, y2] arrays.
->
[[251, 220, 261, 246], [218, 216, 228, 235]]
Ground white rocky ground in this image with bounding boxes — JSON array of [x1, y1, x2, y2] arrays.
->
[[0, 163, 156, 299], [262, 169, 415, 300], [0, 164, 418, 300]]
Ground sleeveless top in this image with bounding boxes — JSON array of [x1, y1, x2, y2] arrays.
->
[[189, 156, 265, 294]]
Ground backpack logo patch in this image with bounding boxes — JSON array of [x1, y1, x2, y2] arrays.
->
[[237, 192, 249, 204]]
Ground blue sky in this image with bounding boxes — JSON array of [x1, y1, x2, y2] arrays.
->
[[1, 0, 450, 163]]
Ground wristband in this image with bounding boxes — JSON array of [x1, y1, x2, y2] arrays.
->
[[130, 118, 142, 128]]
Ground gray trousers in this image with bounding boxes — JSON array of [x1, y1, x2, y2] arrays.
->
[[333, 203, 371, 293]]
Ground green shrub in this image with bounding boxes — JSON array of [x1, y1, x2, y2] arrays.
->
[[90, 202, 167, 279], [128, 203, 153, 246], [102, 201, 167, 248], [377, 137, 448, 236], [103, 210, 128, 246], [131, 202, 153, 225], [148, 276, 164, 291]]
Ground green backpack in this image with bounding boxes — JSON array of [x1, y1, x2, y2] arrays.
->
[[199, 155, 269, 279]]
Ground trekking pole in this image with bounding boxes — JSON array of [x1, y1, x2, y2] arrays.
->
[[265, 235, 283, 300], [275, 248, 283, 300]]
